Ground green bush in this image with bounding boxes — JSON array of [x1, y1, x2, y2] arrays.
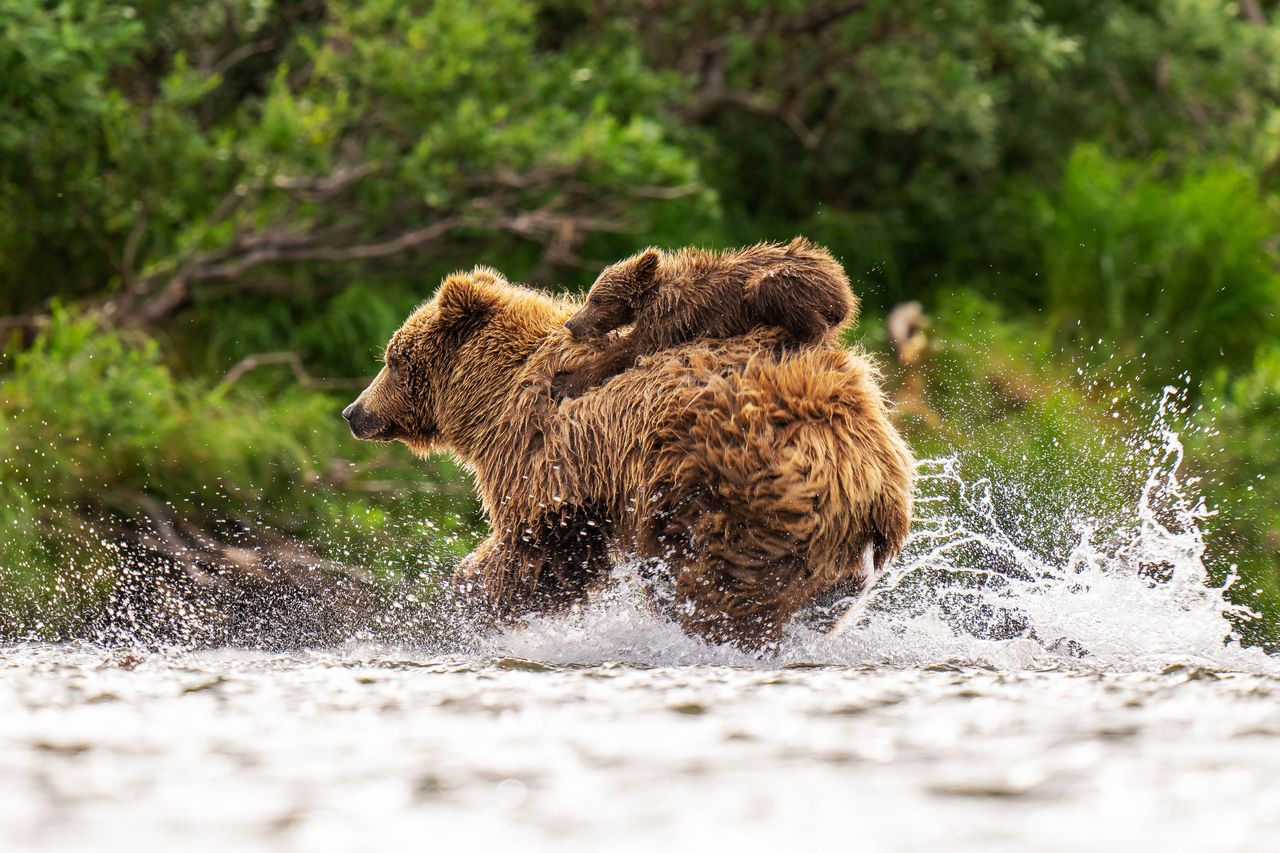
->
[[890, 292, 1137, 549], [1034, 145, 1280, 384], [0, 309, 481, 636], [886, 290, 1280, 646], [1190, 346, 1280, 646], [2, 1, 1279, 647]]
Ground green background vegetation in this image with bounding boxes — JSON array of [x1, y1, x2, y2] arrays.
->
[[2, 0, 1278, 647]]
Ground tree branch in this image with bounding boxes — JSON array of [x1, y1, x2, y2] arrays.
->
[[216, 351, 369, 391], [192, 216, 463, 282], [272, 161, 382, 202], [778, 1, 871, 35], [0, 314, 50, 348], [86, 153, 675, 329], [210, 38, 278, 77], [672, 5, 870, 152], [684, 87, 821, 150]]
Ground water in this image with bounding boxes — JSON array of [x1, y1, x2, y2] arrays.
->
[[3, 647, 1278, 852], [2, 388, 1278, 850]]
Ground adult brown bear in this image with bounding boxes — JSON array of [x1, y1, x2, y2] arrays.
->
[[343, 267, 913, 647]]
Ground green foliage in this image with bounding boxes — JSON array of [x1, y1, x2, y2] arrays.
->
[[185, 280, 424, 376], [1190, 346, 1280, 645], [0, 0, 705, 316], [0, 0, 145, 303], [1, 0, 1278, 643], [1036, 0, 1280, 162], [0, 309, 480, 635], [1035, 145, 1280, 383], [600, 0, 1280, 303], [894, 292, 1137, 542]]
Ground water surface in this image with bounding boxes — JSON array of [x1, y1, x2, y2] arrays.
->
[[3, 389, 1277, 851], [3, 644, 1278, 852]]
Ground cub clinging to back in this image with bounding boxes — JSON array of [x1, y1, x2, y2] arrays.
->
[[553, 237, 856, 398]]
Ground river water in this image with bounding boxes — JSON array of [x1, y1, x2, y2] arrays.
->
[[3, 392, 1278, 851]]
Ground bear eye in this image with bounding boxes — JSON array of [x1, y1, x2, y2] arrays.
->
[[386, 352, 402, 376], [589, 294, 602, 306]]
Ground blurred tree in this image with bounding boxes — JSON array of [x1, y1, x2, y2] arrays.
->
[[1035, 144, 1280, 383], [1192, 345, 1280, 645], [3, 0, 1280, 641], [0, 0, 707, 323], [597, 0, 1280, 301], [6, 1, 1278, 319], [0, 0, 145, 308]]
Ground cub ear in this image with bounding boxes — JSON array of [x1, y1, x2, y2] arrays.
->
[[434, 268, 504, 340], [622, 248, 661, 305], [629, 248, 660, 283]]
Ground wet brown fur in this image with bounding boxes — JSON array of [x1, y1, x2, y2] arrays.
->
[[344, 267, 912, 648], [554, 238, 857, 398]]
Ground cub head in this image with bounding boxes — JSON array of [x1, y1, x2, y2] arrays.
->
[[564, 248, 661, 340], [342, 267, 527, 455]]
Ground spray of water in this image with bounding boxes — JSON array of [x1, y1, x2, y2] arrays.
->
[[491, 388, 1278, 674], [3, 383, 1275, 673]]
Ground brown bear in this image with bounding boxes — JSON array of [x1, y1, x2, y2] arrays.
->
[[552, 238, 856, 398], [342, 267, 912, 648]]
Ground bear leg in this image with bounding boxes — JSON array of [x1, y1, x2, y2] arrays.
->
[[635, 518, 813, 650], [550, 337, 640, 401], [450, 506, 612, 622], [668, 557, 815, 650]]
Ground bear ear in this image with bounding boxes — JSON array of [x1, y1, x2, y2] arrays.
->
[[434, 269, 504, 341], [622, 248, 660, 305], [630, 248, 660, 282]]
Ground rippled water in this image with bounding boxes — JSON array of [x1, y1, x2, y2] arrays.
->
[[3, 389, 1278, 850], [3, 647, 1279, 852]]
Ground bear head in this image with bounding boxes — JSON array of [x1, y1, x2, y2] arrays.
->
[[564, 248, 661, 340], [342, 267, 564, 456]]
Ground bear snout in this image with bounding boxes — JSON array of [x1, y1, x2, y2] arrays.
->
[[565, 315, 597, 340], [342, 401, 395, 441]]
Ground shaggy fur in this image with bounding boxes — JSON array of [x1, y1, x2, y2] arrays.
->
[[554, 238, 857, 398], [343, 267, 912, 647]]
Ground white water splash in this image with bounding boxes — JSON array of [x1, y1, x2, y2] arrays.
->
[[7, 385, 1273, 674], [492, 388, 1278, 674]]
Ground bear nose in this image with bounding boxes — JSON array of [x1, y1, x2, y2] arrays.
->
[[342, 402, 358, 422]]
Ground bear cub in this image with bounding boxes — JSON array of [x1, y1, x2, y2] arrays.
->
[[554, 237, 856, 399]]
